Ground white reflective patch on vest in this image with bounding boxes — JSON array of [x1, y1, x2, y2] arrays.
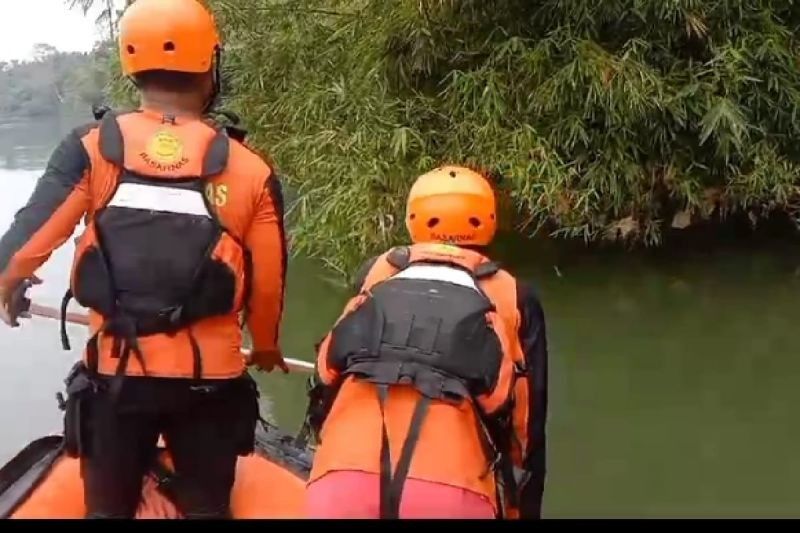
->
[[107, 182, 210, 217], [393, 264, 479, 291]]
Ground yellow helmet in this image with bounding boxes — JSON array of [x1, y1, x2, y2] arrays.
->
[[405, 166, 497, 246]]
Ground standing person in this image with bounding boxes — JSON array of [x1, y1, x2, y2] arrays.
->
[[302, 166, 548, 519], [0, 0, 288, 519]]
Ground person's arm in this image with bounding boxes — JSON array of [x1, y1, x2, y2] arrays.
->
[[244, 173, 288, 371], [305, 253, 381, 440], [0, 129, 92, 324], [514, 281, 549, 519], [313, 254, 379, 385]]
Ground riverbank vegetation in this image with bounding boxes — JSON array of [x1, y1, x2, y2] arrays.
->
[[0, 44, 111, 118], [106, 1, 800, 275]]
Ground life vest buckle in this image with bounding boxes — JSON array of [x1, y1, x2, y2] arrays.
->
[[168, 306, 183, 325], [56, 392, 67, 411], [154, 305, 184, 329], [189, 385, 216, 393]]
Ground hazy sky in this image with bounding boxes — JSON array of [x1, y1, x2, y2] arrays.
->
[[0, 1, 125, 62]]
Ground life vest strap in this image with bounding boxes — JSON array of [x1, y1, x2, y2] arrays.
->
[[98, 111, 124, 166], [344, 360, 470, 404], [77, 312, 148, 403], [82, 334, 100, 375], [60, 289, 74, 352], [376, 384, 431, 519], [187, 327, 203, 381], [386, 246, 411, 270], [474, 261, 500, 279], [103, 305, 188, 338], [74, 304, 208, 396]]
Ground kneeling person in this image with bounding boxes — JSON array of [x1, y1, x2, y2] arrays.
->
[[302, 166, 549, 519]]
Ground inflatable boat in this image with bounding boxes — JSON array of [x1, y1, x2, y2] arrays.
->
[[0, 420, 312, 519]]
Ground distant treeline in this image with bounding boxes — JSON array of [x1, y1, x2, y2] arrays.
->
[[0, 43, 111, 118]]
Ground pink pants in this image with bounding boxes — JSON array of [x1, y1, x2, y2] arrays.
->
[[304, 470, 496, 519]]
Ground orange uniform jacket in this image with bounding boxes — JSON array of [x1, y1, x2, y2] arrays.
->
[[310, 247, 548, 518], [0, 108, 287, 379]]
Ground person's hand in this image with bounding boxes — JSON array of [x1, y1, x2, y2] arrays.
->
[[0, 276, 42, 327], [245, 348, 289, 374]]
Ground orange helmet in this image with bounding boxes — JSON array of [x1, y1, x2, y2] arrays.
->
[[118, 0, 220, 76], [405, 166, 497, 246]]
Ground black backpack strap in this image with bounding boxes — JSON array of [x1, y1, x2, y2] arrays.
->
[[97, 111, 124, 166], [104, 315, 148, 403], [224, 125, 247, 143], [386, 246, 411, 270], [474, 261, 500, 279], [92, 104, 111, 121], [187, 328, 203, 381], [60, 289, 73, 351], [201, 129, 230, 177]]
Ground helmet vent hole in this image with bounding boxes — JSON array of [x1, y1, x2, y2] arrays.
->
[[490, 214, 496, 220], [163, 41, 176, 52], [469, 217, 481, 228], [126, 45, 136, 55], [427, 217, 440, 228], [449, 171, 457, 178], [409, 214, 416, 220]]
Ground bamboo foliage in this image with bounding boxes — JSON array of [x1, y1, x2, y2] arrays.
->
[[110, 0, 800, 274]]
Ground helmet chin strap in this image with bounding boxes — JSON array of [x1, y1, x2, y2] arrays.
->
[[202, 47, 223, 115]]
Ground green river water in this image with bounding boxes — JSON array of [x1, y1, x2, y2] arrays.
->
[[0, 113, 799, 518]]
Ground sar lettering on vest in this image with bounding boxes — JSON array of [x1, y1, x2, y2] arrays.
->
[[205, 183, 228, 207], [139, 130, 190, 172]]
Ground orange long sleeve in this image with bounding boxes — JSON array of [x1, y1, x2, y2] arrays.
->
[[244, 176, 287, 354]]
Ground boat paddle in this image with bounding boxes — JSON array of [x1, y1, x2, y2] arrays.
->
[[19, 300, 315, 373]]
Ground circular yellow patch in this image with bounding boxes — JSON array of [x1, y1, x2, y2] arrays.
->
[[146, 130, 184, 165]]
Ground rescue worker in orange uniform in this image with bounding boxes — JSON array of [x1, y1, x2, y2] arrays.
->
[[302, 166, 548, 519], [0, 0, 288, 519]]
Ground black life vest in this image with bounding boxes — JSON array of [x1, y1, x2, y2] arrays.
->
[[326, 246, 504, 402], [320, 245, 517, 519], [63, 111, 251, 382]]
